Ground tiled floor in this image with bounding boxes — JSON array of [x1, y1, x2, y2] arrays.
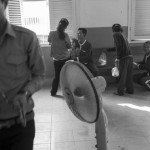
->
[[33, 83, 150, 150]]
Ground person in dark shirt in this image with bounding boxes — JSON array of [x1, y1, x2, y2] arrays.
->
[[133, 41, 150, 90], [112, 24, 134, 96], [0, 0, 45, 149], [76, 28, 98, 77]]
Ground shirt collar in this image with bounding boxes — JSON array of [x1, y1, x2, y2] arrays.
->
[[79, 40, 86, 47], [0, 21, 16, 45], [5, 21, 16, 38]]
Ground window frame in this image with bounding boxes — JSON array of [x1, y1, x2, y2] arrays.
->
[[6, 0, 79, 46], [49, 0, 76, 39], [6, 0, 23, 26], [128, 0, 150, 43]]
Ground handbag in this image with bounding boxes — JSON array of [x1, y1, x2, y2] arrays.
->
[[98, 52, 107, 66], [111, 67, 119, 77]]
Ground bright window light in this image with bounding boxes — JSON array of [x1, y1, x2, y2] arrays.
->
[[118, 103, 150, 112], [22, 0, 50, 45]]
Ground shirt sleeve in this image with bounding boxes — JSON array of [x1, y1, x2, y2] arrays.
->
[[23, 33, 46, 95], [48, 31, 53, 57], [65, 33, 71, 49], [139, 55, 150, 71], [138, 54, 146, 65]]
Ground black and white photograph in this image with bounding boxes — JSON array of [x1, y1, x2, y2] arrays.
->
[[0, 0, 150, 150]]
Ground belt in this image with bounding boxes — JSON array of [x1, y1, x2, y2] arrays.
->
[[0, 111, 34, 129]]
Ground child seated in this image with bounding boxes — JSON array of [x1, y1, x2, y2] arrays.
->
[[70, 38, 80, 60], [133, 41, 150, 90]]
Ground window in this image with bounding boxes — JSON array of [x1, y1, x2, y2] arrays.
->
[[49, 0, 73, 37], [7, 0, 50, 45], [7, 0, 23, 26], [22, 0, 50, 45], [129, 0, 150, 42], [6, 0, 75, 45]]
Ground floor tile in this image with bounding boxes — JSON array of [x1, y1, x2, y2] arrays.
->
[[33, 84, 150, 150], [75, 141, 96, 150], [51, 121, 73, 131], [35, 113, 52, 123], [51, 142, 76, 150], [35, 122, 51, 132], [51, 130, 74, 143], [124, 137, 150, 150], [73, 128, 95, 141], [34, 131, 51, 144], [34, 144, 50, 150]]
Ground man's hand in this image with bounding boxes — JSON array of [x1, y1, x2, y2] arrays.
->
[[12, 94, 28, 127], [66, 60, 74, 63], [65, 41, 71, 49], [115, 59, 119, 68], [133, 62, 139, 68]]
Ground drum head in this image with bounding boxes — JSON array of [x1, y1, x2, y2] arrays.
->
[[60, 61, 100, 123]]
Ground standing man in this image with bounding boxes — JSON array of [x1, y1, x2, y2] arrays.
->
[[0, 0, 45, 150], [77, 28, 98, 77]]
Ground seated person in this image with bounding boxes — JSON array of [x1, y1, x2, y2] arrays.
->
[[133, 41, 150, 90], [75, 28, 98, 77], [70, 38, 80, 60]]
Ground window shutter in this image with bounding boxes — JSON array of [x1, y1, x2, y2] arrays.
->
[[7, 0, 22, 26], [49, 0, 73, 37], [130, 0, 150, 41]]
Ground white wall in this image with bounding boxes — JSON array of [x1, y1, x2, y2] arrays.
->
[[78, 0, 128, 28]]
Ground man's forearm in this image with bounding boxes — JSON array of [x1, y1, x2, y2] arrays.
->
[[22, 75, 46, 95]]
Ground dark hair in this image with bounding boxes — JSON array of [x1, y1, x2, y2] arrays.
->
[[57, 18, 69, 40], [72, 38, 80, 48], [112, 24, 123, 32], [144, 41, 150, 47], [59, 18, 69, 28], [78, 28, 87, 36], [1, 0, 9, 7]]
